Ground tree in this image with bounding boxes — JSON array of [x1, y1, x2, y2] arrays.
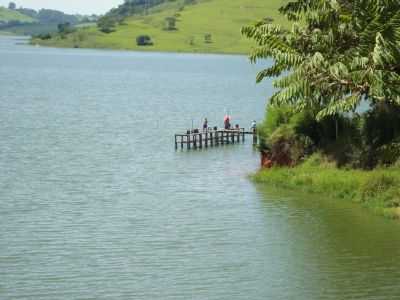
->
[[97, 16, 116, 33], [136, 35, 153, 46], [204, 33, 212, 44], [103, 0, 168, 20], [184, 0, 196, 5], [8, 2, 16, 10], [37, 9, 79, 24], [164, 17, 177, 31], [242, 0, 400, 121], [16, 8, 38, 19], [57, 22, 76, 39], [57, 22, 75, 34], [188, 36, 195, 46]]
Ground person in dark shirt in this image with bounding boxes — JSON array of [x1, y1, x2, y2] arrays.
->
[[203, 118, 208, 131]]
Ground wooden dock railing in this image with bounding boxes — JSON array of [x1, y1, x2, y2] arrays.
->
[[174, 128, 257, 150]]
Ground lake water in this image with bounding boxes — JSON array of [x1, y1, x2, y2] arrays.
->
[[1, 36, 400, 299]]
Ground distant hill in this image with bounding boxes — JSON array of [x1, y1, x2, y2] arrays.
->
[[33, 0, 289, 54], [105, 0, 170, 20], [0, 4, 97, 36], [0, 7, 36, 23]]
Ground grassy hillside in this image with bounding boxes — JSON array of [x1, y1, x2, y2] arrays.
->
[[0, 7, 36, 23], [33, 0, 289, 54]]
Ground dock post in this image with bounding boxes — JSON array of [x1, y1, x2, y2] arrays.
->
[[187, 134, 191, 150], [175, 135, 178, 149], [205, 132, 208, 148], [221, 132, 224, 145], [181, 136, 184, 149], [199, 133, 203, 149], [210, 132, 213, 146], [253, 130, 258, 145], [237, 131, 240, 143], [242, 130, 245, 142], [231, 132, 235, 144], [193, 134, 197, 149]]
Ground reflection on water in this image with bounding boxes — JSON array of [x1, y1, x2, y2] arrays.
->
[[1, 36, 400, 300], [256, 186, 400, 299]]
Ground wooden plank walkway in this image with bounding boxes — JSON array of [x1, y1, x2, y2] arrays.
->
[[174, 128, 257, 150]]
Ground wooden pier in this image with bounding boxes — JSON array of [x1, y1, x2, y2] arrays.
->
[[174, 128, 257, 150]]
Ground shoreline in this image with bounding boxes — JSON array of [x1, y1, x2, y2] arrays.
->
[[251, 158, 400, 220], [0, 31, 14, 36], [30, 38, 249, 56]]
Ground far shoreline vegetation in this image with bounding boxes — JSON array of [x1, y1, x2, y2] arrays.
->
[[243, 0, 400, 219], [0, 2, 99, 37]]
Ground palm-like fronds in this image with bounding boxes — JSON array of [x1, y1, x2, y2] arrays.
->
[[242, 0, 400, 120]]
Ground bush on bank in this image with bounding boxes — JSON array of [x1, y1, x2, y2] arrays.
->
[[255, 103, 400, 218], [258, 103, 400, 170]]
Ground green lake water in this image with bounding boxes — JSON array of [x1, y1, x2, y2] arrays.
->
[[1, 36, 400, 299]]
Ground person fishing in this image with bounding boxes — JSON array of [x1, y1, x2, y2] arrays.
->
[[224, 115, 231, 130], [251, 120, 257, 132], [203, 118, 208, 131]]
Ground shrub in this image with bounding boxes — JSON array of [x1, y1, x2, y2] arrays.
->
[[100, 27, 115, 34], [97, 17, 116, 34], [258, 104, 316, 155], [184, 0, 196, 5], [268, 125, 313, 166], [136, 35, 153, 46], [36, 33, 52, 40], [164, 17, 177, 31], [261, 104, 293, 137], [377, 142, 400, 166], [393, 158, 400, 169], [301, 152, 336, 169], [258, 101, 400, 169], [362, 103, 400, 149], [204, 33, 212, 43], [8, 2, 16, 10]]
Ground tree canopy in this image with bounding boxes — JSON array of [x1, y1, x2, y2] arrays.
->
[[8, 2, 16, 10], [242, 0, 400, 120]]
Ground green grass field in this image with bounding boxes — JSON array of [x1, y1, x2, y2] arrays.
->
[[33, 0, 289, 54], [0, 7, 36, 23], [252, 154, 400, 219]]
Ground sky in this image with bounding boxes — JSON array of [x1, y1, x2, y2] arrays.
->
[[0, 0, 124, 15]]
